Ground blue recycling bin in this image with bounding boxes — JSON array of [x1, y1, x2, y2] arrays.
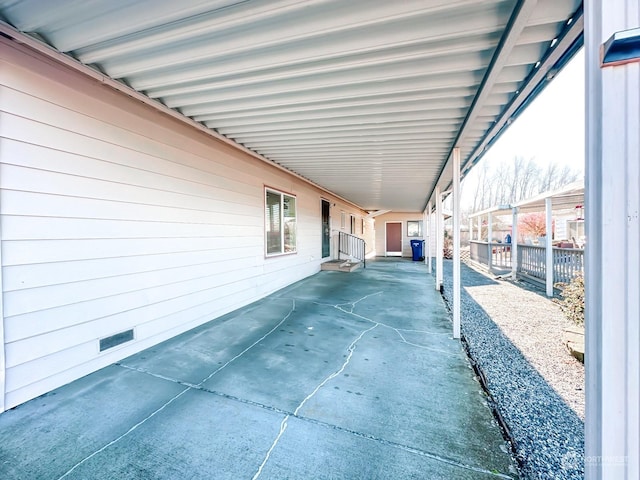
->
[[410, 239, 425, 261]]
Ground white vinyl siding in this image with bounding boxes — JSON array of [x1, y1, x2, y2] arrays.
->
[[0, 42, 364, 410], [374, 213, 426, 257]]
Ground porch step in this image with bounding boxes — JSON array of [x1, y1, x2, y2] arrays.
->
[[563, 325, 585, 363], [321, 259, 362, 273]]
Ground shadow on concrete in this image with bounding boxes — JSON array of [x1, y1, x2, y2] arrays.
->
[[441, 260, 584, 480], [0, 258, 518, 480]]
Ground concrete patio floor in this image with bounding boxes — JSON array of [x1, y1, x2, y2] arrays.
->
[[0, 259, 518, 479]]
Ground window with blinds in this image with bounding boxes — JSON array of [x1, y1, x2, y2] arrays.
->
[[265, 188, 297, 256]]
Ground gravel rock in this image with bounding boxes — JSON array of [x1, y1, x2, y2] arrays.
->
[[441, 260, 584, 480]]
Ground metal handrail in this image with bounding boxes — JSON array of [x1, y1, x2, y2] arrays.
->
[[338, 231, 366, 268]]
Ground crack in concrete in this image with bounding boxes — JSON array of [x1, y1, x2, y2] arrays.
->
[[392, 329, 459, 357], [119, 363, 514, 479], [196, 299, 296, 387], [116, 363, 193, 386], [116, 366, 294, 417], [58, 290, 478, 479], [252, 322, 379, 480], [294, 413, 516, 479], [57, 299, 296, 480], [252, 291, 493, 478], [56, 386, 191, 480], [333, 293, 459, 357], [335, 290, 384, 313]]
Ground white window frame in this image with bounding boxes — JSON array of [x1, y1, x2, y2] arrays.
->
[[407, 220, 423, 237], [265, 187, 297, 257]]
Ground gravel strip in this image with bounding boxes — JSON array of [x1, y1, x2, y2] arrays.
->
[[441, 260, 585, 480]]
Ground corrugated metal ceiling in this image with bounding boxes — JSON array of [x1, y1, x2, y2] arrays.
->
[[0, 0, 583, 212]]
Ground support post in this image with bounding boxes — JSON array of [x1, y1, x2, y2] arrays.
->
[[585, 1, 640, 478], [435, 186, 443, 290], [487, 212, 493, 272], [423, 210, 427, 265], [545, 197, 553, 297], [426, 201, 432, 273], [477, 215, 481, 241], [0, 189, 4, 413], [452, 148, 461, 339], [511, 207, 519, 279]]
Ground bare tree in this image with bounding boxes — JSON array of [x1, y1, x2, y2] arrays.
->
[[539, 162, 560, 192], [470, 162, 492, 211], [464, 156, 582, 211]]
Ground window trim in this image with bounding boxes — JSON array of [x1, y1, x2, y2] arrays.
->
[[407, 220, 423, 237], [265, 187, 297, 257]]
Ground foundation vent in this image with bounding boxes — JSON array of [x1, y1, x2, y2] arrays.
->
[[99, 329, 134, 352]]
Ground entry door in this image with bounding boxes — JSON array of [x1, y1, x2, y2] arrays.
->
[[321, 200, 330, 258], [385, 222, 402, 256]]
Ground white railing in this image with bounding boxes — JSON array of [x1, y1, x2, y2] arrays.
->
[[470, 241, 584, 287], [517, 245, 546, 280], [469, 241, 512, 270], [552, 247, 584, 284], [470, 240, 489, 265], [490, 242, 512, 269]]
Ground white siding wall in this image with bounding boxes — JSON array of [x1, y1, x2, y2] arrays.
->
[[374, 212, 425, 257], [0, 42, 366, 410], [326, 201, 374, 259], [555, 218, 568, 241]]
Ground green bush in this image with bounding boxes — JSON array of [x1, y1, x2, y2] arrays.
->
[[559, 273, 585, 326]]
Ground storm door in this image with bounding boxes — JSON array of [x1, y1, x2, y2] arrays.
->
[[321, 200, 330, 258]]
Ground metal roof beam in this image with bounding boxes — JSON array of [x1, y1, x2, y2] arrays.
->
[[209, 111, 465, 132], [191, 97, 472, 124], [462, 7, 584, 175], [222, 120, 461, 138], [432, 0, 539, 198]]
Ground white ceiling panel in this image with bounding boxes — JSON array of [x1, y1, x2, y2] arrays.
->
[[0, 0, 583, 211]]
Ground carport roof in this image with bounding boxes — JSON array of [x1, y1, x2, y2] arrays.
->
[[512, 180, 584, 213], [0, 0, 583, 212], [468, 180, 584, 217]]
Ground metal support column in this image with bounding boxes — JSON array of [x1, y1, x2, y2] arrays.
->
[[426, 201, 432, 273], [545, 197, 554, 297], [452, 148, 461, 339], [511, 207, 519, 279], [0, 188, 4, 413], [435, 186, 443, 291], [585, 1, 640, 478], [487, 212, 493, 272]]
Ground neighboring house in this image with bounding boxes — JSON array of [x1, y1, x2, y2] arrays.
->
[[0, 42, 369, 411], [555, 214, 585, 246]]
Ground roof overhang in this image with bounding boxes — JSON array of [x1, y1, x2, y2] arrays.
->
[[0, 0, 584, 213]]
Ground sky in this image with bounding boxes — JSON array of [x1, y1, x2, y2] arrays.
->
[[461, 48, 585, 207]]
